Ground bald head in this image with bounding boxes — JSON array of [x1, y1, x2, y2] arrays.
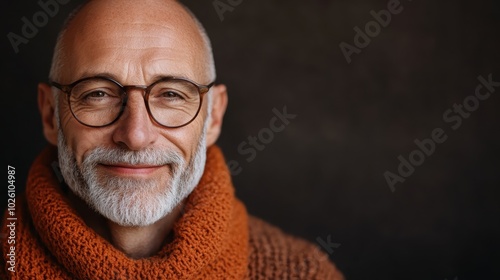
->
[[49, 0, 216, 84]]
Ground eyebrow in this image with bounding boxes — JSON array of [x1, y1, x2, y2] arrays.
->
[[77, 72, 196, 85], [149, 74, 197, 83]]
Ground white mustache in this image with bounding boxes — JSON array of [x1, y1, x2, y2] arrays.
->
[[82, 147, 185, 168]]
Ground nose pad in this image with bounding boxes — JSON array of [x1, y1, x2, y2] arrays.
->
[[121, 87, 153, 123], [112, 87, 157, 150]]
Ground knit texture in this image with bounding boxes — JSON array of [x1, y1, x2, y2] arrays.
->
[[1, 145, 344, 279]]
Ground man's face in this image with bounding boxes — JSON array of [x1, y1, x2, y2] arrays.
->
[[51, 1, 214, 226]]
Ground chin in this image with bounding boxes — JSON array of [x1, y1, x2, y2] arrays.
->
[[82, 176, 187, 227]]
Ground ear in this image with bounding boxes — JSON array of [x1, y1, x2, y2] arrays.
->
[[38, 83, 58, 145], [205, 84, 228, 146]]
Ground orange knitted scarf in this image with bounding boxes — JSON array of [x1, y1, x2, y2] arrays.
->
[[2, 145, 249, 279]]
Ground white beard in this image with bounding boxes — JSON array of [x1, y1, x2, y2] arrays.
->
[[57, 125, 208, 227]]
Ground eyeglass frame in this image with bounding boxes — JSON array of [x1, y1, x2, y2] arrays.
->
[[50, 75, 215, 129]]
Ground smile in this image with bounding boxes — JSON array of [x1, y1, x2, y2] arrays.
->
[[99, 163, 165, 176]]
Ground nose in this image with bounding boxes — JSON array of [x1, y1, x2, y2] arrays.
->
[[111, 89, 158, 150]]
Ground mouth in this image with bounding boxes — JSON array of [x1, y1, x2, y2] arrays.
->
[[98, 163, 166, 177]]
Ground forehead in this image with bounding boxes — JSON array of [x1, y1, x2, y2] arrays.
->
[[60, 1, 207, 84]]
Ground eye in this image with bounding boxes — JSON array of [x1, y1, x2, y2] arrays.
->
[[78, 88, 120, 100], [161, 90, 185, 99], [74, 89, 120, 106], [85, 90, 107, 99]]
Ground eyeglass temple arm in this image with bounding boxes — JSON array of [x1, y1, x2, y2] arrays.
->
[[49, 81, 71, 94]]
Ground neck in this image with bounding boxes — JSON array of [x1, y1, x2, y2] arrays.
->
[[66, 190, 184, 259], [106, 206, 182, 259]]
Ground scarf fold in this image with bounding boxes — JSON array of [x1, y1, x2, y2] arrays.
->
[[2, 144, 249, 279]]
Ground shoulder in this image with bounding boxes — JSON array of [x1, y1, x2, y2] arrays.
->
[[247, 215, 345, 280]]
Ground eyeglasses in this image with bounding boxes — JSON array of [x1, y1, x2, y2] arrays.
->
[[50, 76, 214, 128]]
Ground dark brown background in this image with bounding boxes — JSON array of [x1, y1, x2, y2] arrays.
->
[[2, 0, 500, 279]]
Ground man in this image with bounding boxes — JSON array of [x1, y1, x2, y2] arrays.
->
[[1, 0, 344, 279]]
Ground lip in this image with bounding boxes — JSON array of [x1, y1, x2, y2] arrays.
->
[[99, 163, 164, 176]]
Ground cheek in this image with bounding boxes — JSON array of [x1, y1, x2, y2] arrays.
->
[[63, 126, 112, 166], [58, 97, 115, 164], [159, 117, 206, 160], [58, 103, 73, 129]]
